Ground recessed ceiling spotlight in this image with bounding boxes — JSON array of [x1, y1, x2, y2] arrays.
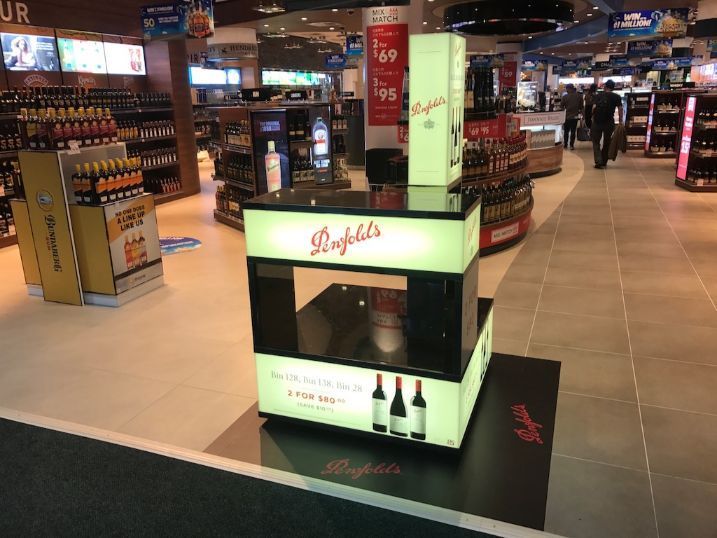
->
[[329, 27, 335, 30], [280, 27, 285, 30], [574, 20, 579, 23], [263, 24, 270, 27], [301, 17, 307, 21], [331, 8, 338, 11], [252, 1, 285, 14], [528, 35, 533, 39], [593, 5, 598, 9], [423, 21, 427, 25], [587, 13, 592, 17], [551, 52, 555, 55], [428, 0, 435, 2]]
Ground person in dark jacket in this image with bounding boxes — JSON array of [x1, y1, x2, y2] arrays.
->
[[583, 83, 598, 129], [561, 84, 583, 150], [591, 80, 624, 169]]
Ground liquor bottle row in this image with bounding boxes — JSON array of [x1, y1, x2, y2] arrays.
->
[[334, 155, 349, 182], [288, 113, 312, 141], [332, 134, 347, 154], [0, 125, 23, 152], [0, 199, 15, 238], [117, 120, 175, 141], [226, 154, 254, 184], [195, 122, 212, 136], [291, 150, 315, 184], [216, 184, 251, 220], [691, 132, 717, 156], [127, 147, 178, 168], [224, 121, 251, 147], [193, 88, 210, 104], [196, 141, 213, 153], [652, 118, 678, 133], [372, 374, 426, 440], [0, 87, 171, 114], [495, 88, 517, 115], [19, 107, 117, 150], [145, 176, 182, 195], [647, 139, 675, 154], [655, 97, 681, 112], [462, 136, 528, 179], [465, 66, 496, 118], [696, 107, 717, 129], [684, 161, 717, 185], [0, 160, 21, 198], [71, 159, 144, 205], [462, 175, 534, 225], [331, 115, 348, 131]]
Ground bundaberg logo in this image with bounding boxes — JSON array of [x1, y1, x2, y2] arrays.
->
[[36, 190, 54, 211]]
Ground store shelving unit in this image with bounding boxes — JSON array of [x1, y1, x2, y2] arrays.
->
[[0, 112, 22, 248], [212, 104, 351, 232], [643, 90, 706, 158], [676, 93, 717, 192], [625, 92, 651, 150], [110, 105, 183, 202]]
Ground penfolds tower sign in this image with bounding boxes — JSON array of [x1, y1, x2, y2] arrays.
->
[[311, 221, 381, 257]]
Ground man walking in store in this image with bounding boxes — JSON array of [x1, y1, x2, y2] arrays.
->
[[591, 79, 623, 169], [561, 84, 583, 150]]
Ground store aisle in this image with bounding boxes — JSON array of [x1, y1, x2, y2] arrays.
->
[[493, 147, 717, 538]]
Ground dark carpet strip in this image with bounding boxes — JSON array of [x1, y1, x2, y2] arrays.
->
[[0, 418, 491, 537]]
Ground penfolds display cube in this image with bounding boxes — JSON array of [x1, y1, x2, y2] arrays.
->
[[243, 188, 492, 449]]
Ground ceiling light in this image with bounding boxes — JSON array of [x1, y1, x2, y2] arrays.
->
[[428, 0, 435, 2], [329, 26, 335, 30], [574, 20, 579, 23], [436, 26, 441, 30], [592, 5, 598, 9], [587, 13, 592, 17], [331, 7, 338, 11], [280, 27, 285, 30], [252, 1, 285, 14], [301, 17, 307, 21], [528, 35, 533, 39], [263, 24, 269, 27], [423, 21, 427, 25]]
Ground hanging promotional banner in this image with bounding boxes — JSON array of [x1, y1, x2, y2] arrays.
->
[[627, 39, 673, 58], [207, 42, 257, 60], [325, 53, 347, 69], [346, 34, 363, 56], [643, 57, 692, 70], [592, 60, 613, 71], [364, 5, 409, 126], [609, 55, 630, 68], [499, 61, 517, 89], [470, 54, 504, 68], [608, 9, 690, 40], [141, 0, 214, 41]]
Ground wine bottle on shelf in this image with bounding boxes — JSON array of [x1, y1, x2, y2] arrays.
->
[[372, 373, 388, 433], [389, 376, 408, 437], [410, 379, 426, 440]]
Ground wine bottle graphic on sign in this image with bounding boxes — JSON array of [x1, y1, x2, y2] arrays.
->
[[410, 379, 427, 440], [372, 373, 387, 433], [389, 376, 408, 437], [265, 140, 281, 192], [400, 66, 409, 123]]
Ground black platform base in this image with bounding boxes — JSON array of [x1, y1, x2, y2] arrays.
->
[[206, 353, 560, 532]]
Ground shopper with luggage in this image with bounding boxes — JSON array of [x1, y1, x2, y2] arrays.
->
[[591, 80, 624, 169]]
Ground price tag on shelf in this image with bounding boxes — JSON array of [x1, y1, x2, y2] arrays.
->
[[67, 140, 81, 155], [365, 6, 408, 126]]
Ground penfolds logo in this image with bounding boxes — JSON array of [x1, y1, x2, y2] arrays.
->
[[321, 458, 400, 480], [511, 403, 544, 445], [410, 96, 446, 117], [311, 221, 381, 257]]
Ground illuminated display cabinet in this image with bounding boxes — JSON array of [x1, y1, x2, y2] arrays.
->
[[243, 189, 492, 449]]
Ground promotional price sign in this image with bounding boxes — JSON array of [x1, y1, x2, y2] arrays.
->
[[325, 53, 347, 69], [465, 114, 507, 140], [365, 6, 408, 126], [677, 96, 696, 181], [499, 61, 518, 89]]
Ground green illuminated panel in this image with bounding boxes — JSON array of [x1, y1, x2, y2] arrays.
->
[[244, 208, 478, 274], [255, 310, 491, 449], [408, 33, 466, 187]]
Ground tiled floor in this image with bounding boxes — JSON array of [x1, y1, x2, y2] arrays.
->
[[493, 148, 717, 538], [1, 149, 716, 537]]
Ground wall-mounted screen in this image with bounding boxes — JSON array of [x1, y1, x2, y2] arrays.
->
[[262, 69, 322, 86], [104, 42, 146, 75], [226, 68, 241, 85], [189, 65, 227, 85], [1, 33, 59, 71], [58, 38, 106, 73]]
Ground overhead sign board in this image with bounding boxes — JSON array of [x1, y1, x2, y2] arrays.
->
[[608, 9, 690, 40], [141, 0, 214, 40], [627, 39, 673, 58]]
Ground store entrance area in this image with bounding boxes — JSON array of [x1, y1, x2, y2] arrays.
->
[[1, 147, 715, 536]]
